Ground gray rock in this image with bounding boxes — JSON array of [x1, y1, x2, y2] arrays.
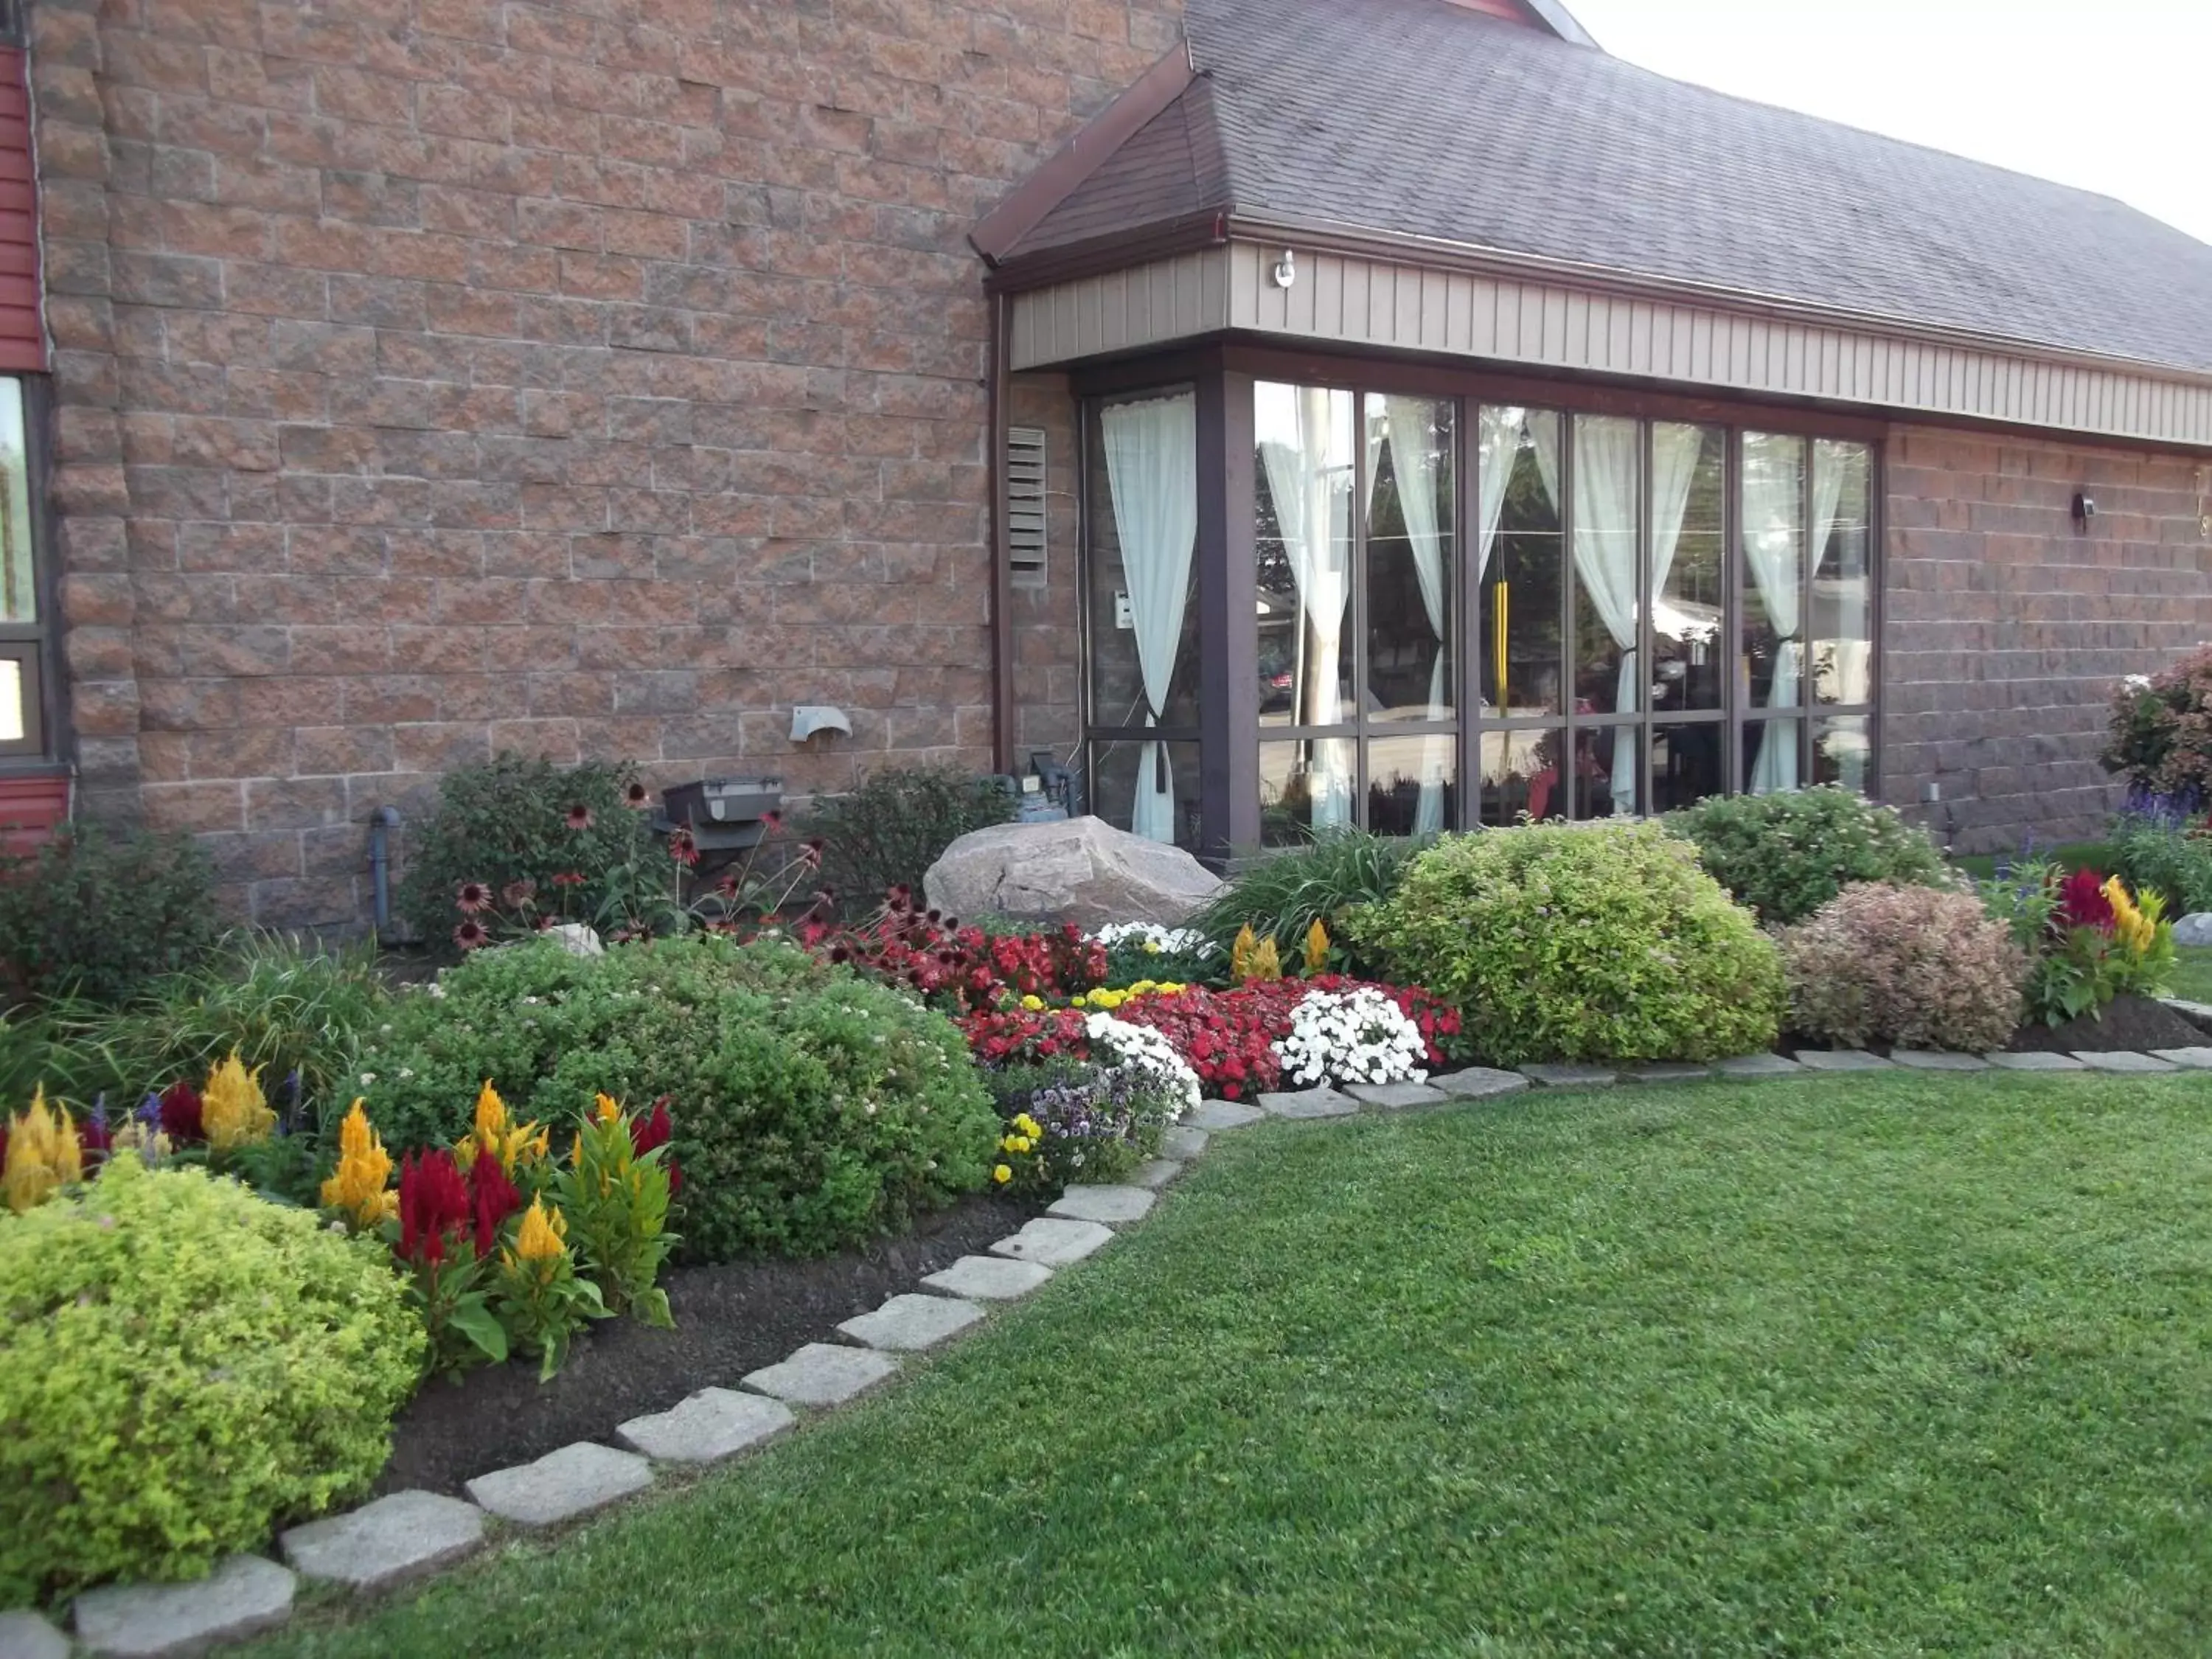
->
[[1792, 1049, 1896, 1072], [988, 1217, 1116, 1267], [922, 1254, 1055, 1301], [741, 1342, 901, 1408], [1129, 1158, 1186, 1189], [617, 1388, 795, 1464], [922, 815, 1222, 929], [279, 1490, 484, 1591], [1047, 1184, 1155, 1225], [1714, 1053, 1804, 1079], [1186, 1099, 1265, 1130], [1256, 1087, 1360, 1119], [74, 1555, 296, 1657], [465, 1442, 652, 1528], [1158, 1125, 1210, 1160], [1430, 1067, 1531, 1100], [2170, 911, 2212, 947], [1517, 1063, 1619, 1088], [545, 922, 605, 958], [1622, 1062, 1713, 1084], [0, 1611, 69, 1659], [1888, 1050, 1991, 1071], [836, 1293, 986, 1352], [1984, 1051, 2088, 1071], [2073, 1050, 2177, 1073], [2149, 1046, 2212, 1069], [1343, 1080, 1446, 1109]]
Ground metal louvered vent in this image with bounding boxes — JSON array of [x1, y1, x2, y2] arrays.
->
[[1006, 425, 1048, 589]]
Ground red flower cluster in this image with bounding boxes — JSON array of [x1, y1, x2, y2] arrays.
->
[[801, 890, 1107, 1015], [397, 1148, 521, 1265], [630, 1096, 682, 1194], [960, 1006, 1093, 1068], [2056, 867, 2116, 933], [157, 1080, 204, 1144]]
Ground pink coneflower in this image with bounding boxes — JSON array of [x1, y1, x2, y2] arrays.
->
[[715, 872, 740, 900], [453, 918, 491, 951], [456, 880, 491, 915], [625, 781, 651, 809], [551, 871, 586, 889], [668, 827, 700, 868], [762, 809, 783, 831], [503, 879, 537, 909], [801, 838, 825, 869], [565, 803, 594, 831]]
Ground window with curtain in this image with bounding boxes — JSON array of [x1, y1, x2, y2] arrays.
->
[[0, 378, 46, 759]]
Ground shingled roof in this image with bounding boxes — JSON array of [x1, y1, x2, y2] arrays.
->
[[1003, 0, 2212, 378]]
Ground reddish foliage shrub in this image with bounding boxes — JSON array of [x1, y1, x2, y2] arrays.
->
[[2103, 646, 2212, 799], [799, 890, 1106, 1016], [1781, 883, 2028, 1054]]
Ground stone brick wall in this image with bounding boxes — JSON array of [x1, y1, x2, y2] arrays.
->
[[1007, 367, 1081, 767], [29, 0, 1182, 926], [1882, 425, 2212, 852]]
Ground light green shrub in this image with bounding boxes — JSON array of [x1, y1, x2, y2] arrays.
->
[[1666, 786, 1954, 925], [0, 1156, 422, 1605], [1345, 821, 1784, 1066]]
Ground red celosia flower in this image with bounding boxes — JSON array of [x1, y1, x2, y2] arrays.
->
[[158, 1080, 205, 1143], [397, 1150, 473, 1266], [668, 827, 700, 867], [552, 871, 586, 889], [467, 1150, 522, 1258], [453, 918, 490, 951], [80, 1109, 114, 1171], [625, 781, 651, 809], [565, 803, 594, 830], [456, 880, 491, 915], [503, 879, 536, 909], [630, 1096, 682, 1195], [2057, 867, 2116, 933]]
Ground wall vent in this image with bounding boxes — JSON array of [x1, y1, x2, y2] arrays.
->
[[1006, 425, 1048, 589]]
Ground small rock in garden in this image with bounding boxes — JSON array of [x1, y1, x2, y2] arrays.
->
[[1158, 1125, 1210, 1160], [543, 922, 605, 957], [2073, 1050, 2177, 1073], [2169, 912, 2212, 947], [73, 1554, 296, 1658], [1256, 1087, 1360, 1119], [1128, 1158, 1186, 1189], [0, 1610, 69, 1659], [1792, 1050, 1896, 1071], [2149, 1046, 2212, 1069], [617, 1388, 796, 1464], [837, 1293, 986, 1352], [1714, 1054, 1804, 1079], [1186, 1099, 1266, 1130], [922, 816, 1223, 929], [1983, 1051, 2088, 1071], [741, 1342, 901, 1408], [279, 1489, 485, 1591], [989, 1217, 1116, 1267], [1343, 1080, 1447, 1109], [465, 1441, 652, 1528], [1048, 1184, 1156, 1225], [1622, 1062, 1712, 1085], [1888, 1051, 1991, 1072], [923, 1254, 1055, 1301], [1517, 1063, 1619, 1088], [1430, 1068, 1531, 1100]]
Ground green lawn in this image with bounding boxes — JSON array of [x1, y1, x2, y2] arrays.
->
[[2171, 945, 2212, 1004], [253, 1075, 2212, 1658], [1949, 840, 2114, 882]]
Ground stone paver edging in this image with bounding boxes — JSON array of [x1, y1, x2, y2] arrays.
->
[[279, 1491, 484, 1591]]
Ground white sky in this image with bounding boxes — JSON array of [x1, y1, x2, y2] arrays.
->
[[1560, 0, 2212, 246]]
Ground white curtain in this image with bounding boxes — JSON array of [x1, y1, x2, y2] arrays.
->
[[1475, 406, 1526, 582], [1102, 393, 1198, 842], [1258, 385, 1353, 829], [1386, 397, 1450, 834], [1743, 437, 1804, 795], [1533, 417, 1641, 814], [1812, 441, 1869, 704]]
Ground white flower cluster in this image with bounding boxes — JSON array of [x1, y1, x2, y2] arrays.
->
[[1084, 1011, 1201, 1120], [1091, 922, 1217, 958], [1274, 988, 1429, 1089]]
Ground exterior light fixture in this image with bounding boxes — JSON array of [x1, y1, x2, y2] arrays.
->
[[2071, 490, 2096, 530], [1273, 249, 1297, 290]]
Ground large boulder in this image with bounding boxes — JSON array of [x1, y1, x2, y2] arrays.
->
[[923, 815, 1222, 930], [2174, 912, 2212, 947]]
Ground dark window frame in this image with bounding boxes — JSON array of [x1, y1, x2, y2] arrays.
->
[[0, 374, 57, 765]]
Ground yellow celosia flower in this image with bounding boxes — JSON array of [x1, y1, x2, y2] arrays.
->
[[2104, 877, 2156, 956], [319, 1099, 396, 1230], [202, 1052, 276, 1155], [3, 1086, 83, 1214], [468, 1079, 544, 1175], [512, 1197, 568, 1263], [1304, 919, 1330, 975], [992, 1164, 1012, 1185], [1231, 925, 1282, 984], [594, 1093, 622, 1124]]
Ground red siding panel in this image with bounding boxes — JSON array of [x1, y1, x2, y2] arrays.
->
[[0, 49, 42, 372], [0, 771, 69, 856]]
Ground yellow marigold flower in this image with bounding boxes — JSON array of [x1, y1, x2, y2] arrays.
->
[[1020, 994, 1045, 1012], [319, 1099, 396, 1230], [202, 1051, 275, 1154], [1001, 1135, 1020, 1153], [513, 1196, 568, 1262], [1304, 918, 1330, 975], [992, 1164, 1012, 1185], [1014, 1113, 1041, 1138], [3, 1085, 83, 1214], [1142, 939, 1161, 953], [1012, 1136, 1032, 1154]]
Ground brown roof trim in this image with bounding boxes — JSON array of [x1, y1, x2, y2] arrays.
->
[[983, 210, 1229, 295], [970, 44, 1198, 267]]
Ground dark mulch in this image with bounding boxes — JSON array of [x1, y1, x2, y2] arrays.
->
[[2002, 994, 2209, 1056], [375, 1192, 1044, 1498]]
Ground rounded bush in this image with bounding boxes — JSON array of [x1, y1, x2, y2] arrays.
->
[[0, 1155, 422, 1606], [361, 935, 1001, 1262], [1346, 821, 1785, 1066], [1666, 786, 1954, 925], [1780, 882, 2028, 1054]]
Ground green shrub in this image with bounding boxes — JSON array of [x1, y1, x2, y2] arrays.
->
[[1344, 822, 1784, 1066], [1782, 882, 2027, 1052], [1193, 829, 1425, 973], [799, 763, 1015, 914], [358, 935, 999, 1262], [0, 825, 220, 1007], [397, 754, 674, 949], [1666, 786, 1953, 925], [2101, 648, 2212, 798], [0, 1155, 422, 1605]]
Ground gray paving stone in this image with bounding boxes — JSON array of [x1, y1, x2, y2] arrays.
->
[[2159, 998, 2212, 1026], [616, 1388, 795, 1464], [836, 1293, 986, 1352], [740, 1342, 900, 1407], [989, 1217, 1116, 1267], [1430, 1067, 1531, 1100], [1715, 1053, 1805, 1079], [1128, 1158, 1185, 1189], [1256, 1086, 1360, 1119], [1984, 1051, 2088, 1071], [1792, 1049, 1896, 1072], [1186, 1099, 1266, 1130], [1889, 1050, 1991, 1072], [74, 1554, 296, 1657], [279, 1490, 484, 1591], [1623, 1062, 1713, 1084], [1158, 1125, 1210, 1160], [0, 1611, 69, 1659], [464, 1441, 652, 1527], [2149, 1046, 2212, 1069], [1517, 1063, 1619, 1088], [1343, 1080, 1447, 1109], [1048, 1184, 1156, 1225], [2073, 1050, 2177, 1073], [922, 1253, 1054, 1301]]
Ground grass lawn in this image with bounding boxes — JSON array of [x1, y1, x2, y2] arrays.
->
[[252, 1074, 2212, 1658], [1949, 840, 2114, 882], [2171, 945, 2212, 1004]]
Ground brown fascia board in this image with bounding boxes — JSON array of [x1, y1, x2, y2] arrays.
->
[[984, 210, 1230, 294], [970, 44, 1198, 267]]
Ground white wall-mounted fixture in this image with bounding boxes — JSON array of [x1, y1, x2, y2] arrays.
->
[[2071, 490, 2097, 531], [790, 705, 851, 742], [1273, 248, 1297, 290]]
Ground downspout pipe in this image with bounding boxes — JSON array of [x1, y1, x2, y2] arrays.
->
[[368, 805, 402, 939], [987, 288, 1016, 776]]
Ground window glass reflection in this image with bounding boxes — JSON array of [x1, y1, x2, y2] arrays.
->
[[1652, 425, 1725, 715], [1364, 394, 1455, 722], [1477, 407, 1563, 719], [1812, 439, 1874, 707]]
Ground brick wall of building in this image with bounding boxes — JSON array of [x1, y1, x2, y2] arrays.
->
[[29, 0, 1181, 926], [1882, 425, 2212, 852], [1007, 367, 1081, 767]]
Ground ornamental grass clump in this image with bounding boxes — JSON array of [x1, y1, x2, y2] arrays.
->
[[1346, 822, 1785, 1067], [1782, 883, 2028, 1053]]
